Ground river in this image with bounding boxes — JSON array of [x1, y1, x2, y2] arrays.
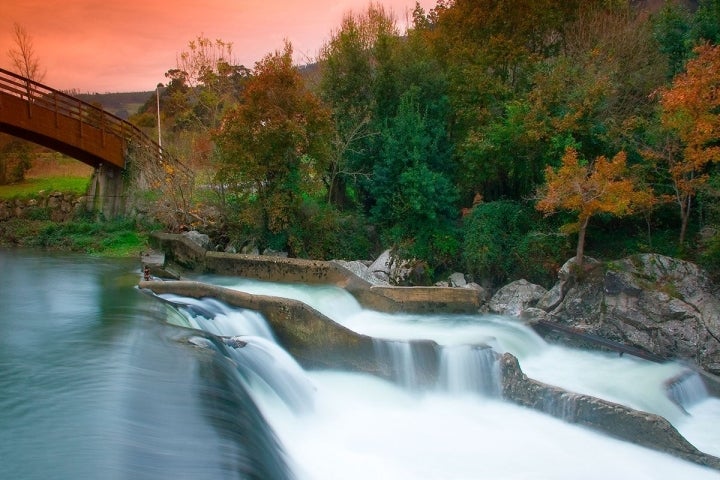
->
[[1, 249, 718, 479]]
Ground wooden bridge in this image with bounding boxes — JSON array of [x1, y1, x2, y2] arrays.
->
[[0, 67, 173, 217]]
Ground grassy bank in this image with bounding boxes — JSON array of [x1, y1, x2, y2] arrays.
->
[[0, 156, 158, 257], [0, 216, 159, 257], [0, 177, 90, 199]]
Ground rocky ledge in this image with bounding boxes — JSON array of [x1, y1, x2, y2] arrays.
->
[[488, 254, 720, 382]]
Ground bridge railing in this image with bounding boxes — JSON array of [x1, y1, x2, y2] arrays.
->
[[0, 67, 171, 166]]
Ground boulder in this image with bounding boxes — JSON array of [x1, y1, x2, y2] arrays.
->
[[368, 249, 392, 283], [489, 279, 547, 316], [367, 249, 425, 285], [499, 353, 720, 471], [183, 230, 210, 249], [448, 272, 467, 288], [539, 254, 720, 375]]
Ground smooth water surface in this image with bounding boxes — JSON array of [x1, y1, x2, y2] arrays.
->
[[0, 250, 290, 480]]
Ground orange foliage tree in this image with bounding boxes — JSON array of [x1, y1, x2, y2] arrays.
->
[[659, 43, 720, 245], [536, 147, 654, 266]]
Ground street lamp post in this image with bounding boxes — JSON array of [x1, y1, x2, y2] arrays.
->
[[156, 82, 163, 148]]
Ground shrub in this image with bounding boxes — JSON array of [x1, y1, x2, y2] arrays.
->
[[462, 200, 571, 287]]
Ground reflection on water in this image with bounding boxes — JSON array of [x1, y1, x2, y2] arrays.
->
[[0, 250, 291, 480]]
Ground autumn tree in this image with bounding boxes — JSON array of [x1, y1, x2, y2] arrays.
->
[[658, 43, 720, 245], [536, 147, 654, 266], [214, 42, 332, 252]]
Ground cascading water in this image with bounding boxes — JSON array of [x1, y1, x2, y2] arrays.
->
[[667, 370, 711, 411], [438, 344, 501, 396], [159, 276, 720, 479]]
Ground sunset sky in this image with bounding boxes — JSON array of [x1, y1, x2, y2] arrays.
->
[[2, 0, 436, 93]]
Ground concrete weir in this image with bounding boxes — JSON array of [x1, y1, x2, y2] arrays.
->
[[144, 234, 720, 472], [148, 232, 484, 314]]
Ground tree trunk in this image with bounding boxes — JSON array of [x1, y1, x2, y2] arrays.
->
[[575, 216, 590, 267], [679, 194, 691, 246]]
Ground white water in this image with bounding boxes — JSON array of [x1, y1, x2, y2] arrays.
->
[[180, 277, 720, 478]]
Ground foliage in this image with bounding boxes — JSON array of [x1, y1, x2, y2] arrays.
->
[[287, 199, 375, 260], [370, 87, 458, 265], [0, 138, 32, 185], [317, 3, 399, 208], [536, 147, 655, 265], [657, 43, 720, 244], [462, 200, 571, 287], [214, 42, 333, 253], [31, 217, 154, 257], [0, 217, 158, 257]]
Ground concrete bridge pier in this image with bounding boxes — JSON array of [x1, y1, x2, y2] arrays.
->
[[86, 162, 126, 219]]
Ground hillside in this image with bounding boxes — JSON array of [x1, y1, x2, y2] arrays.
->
[[76, 91, 153, 120]]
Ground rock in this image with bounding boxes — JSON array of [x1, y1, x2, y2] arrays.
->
[[333, 260, 389, 286], [368, 249, 425, 285], [182, 230, 210, 249], [368, 249, 392, 283], [489, 279, 547, 316], [539, 254, 720, 376], [499, 353, 720, 470], [520, 307, 549, 324], [449, 272, 467, 288], [241, 244, 260, 256], [464, 282, 490, 303]]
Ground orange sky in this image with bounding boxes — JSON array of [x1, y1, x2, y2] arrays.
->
[[2, 0, 436, 93]]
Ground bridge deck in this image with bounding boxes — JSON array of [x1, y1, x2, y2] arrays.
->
[[0, 90, 125, 168], [0, 67, 168, 170]]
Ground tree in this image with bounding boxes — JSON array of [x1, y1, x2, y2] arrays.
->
[[659, 43, 720, 245], [3, 23, 43, 184], [7, 22, 45, 84], [318, 3, 398, 208], [536, 147, 654, 266], [370, 87, 458, 264], [214, 42, 332, 251]]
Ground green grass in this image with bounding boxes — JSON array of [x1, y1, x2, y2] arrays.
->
[[0, 177, 90, 200], [0, 217, 160, 257], [31, 218, 156, 257]]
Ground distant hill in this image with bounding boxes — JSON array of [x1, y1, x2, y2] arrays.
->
[[75, 91, 153, 120]]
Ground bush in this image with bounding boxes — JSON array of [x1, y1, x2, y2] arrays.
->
[[462, 200, 572, 287], [288, 200, 375, 260]]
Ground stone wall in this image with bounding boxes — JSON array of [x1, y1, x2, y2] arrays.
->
[[0, 192, 85, 222]]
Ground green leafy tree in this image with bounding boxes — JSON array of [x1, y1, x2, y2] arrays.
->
[[318, 3, 398, 208], [370, 87, 458, 264], [214, 42, 332, 252], [652, 2, 692, 78], [462, 200, 571, 287]]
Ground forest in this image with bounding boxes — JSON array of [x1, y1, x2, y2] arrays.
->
[[127, 0, 720, 288]]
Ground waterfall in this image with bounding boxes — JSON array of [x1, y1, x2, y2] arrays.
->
[[438, 344, 501, 397], [160, 294, 315, 414], [159, 293, 276, 339], [152, 284, 720, 476], [372, 338, 501, 396], [666, 370, 710, 410]]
